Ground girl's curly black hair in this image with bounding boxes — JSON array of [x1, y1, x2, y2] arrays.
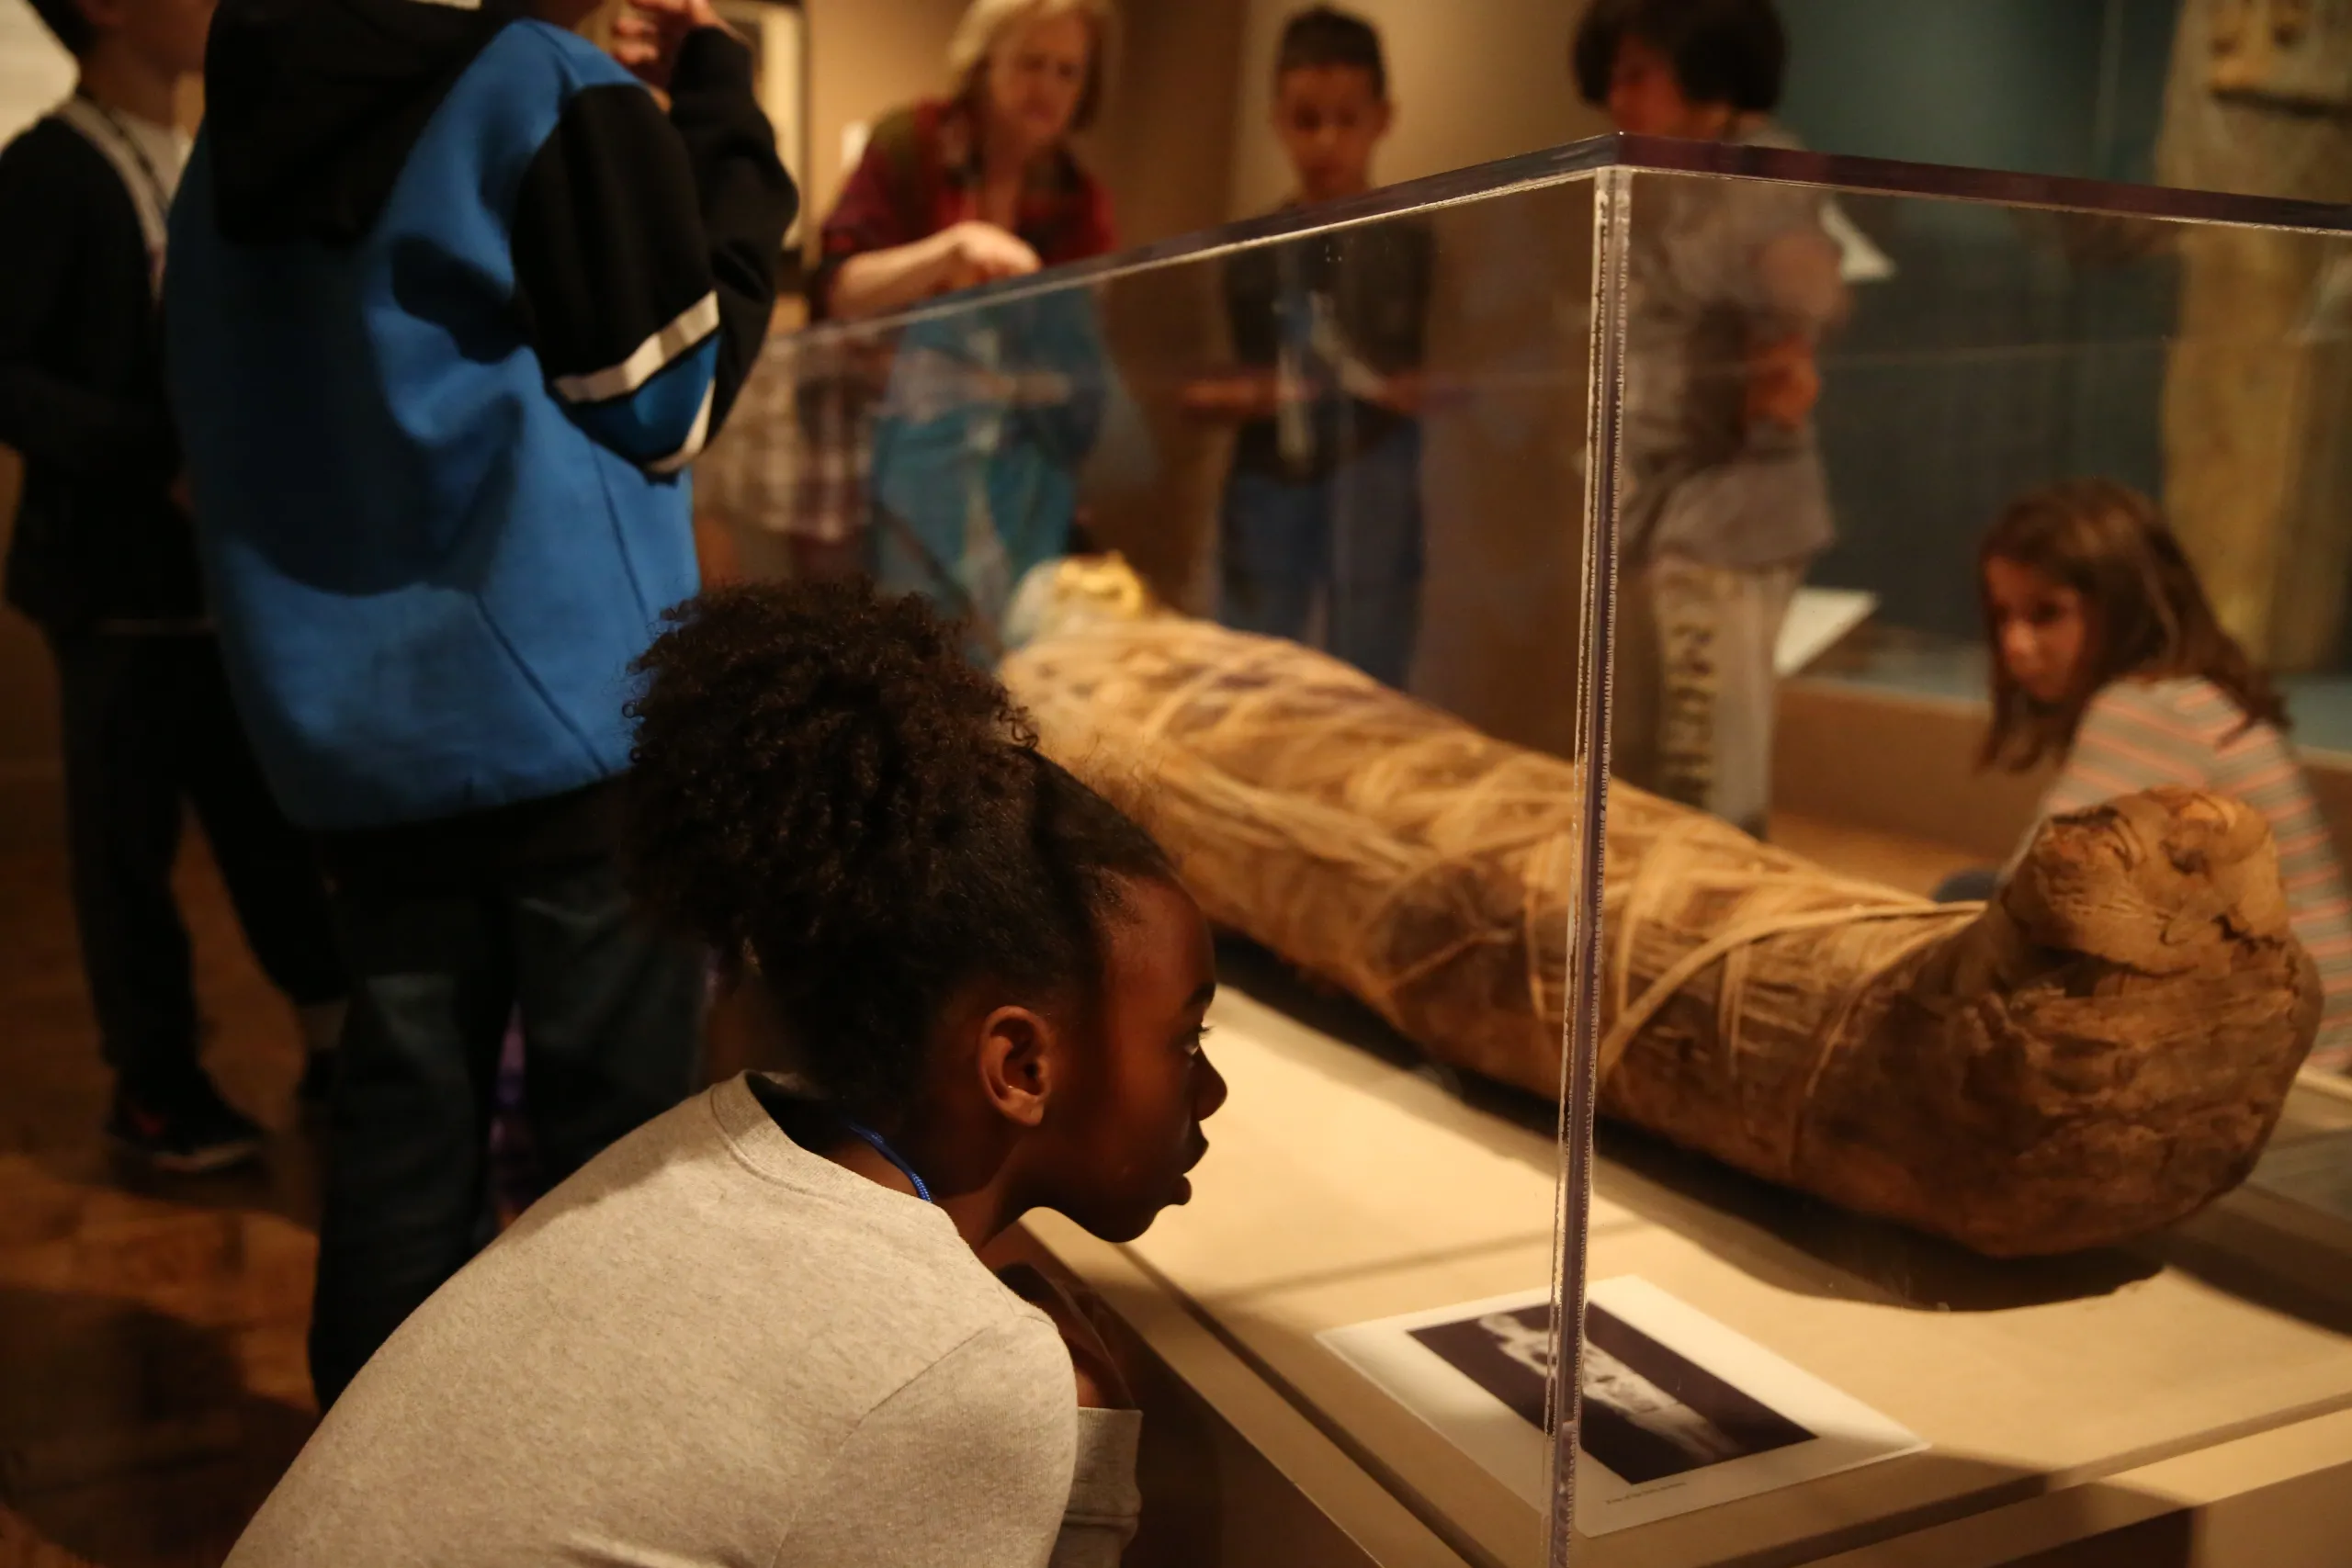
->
[[625, 580, 1173, 1119]]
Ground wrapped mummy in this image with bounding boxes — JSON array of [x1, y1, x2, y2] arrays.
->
[[999, 561, 2320, 1257]]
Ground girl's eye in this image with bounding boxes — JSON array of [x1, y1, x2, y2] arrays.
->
[[1184, 1025, 1214, 1057]]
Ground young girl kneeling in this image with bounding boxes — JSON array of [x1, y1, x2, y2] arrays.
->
[[1971, 479, 2352, 1074], [227, 581, 1227, 1566]]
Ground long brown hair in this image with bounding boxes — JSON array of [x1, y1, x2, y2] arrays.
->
[[1978, 479, 2288, 771]]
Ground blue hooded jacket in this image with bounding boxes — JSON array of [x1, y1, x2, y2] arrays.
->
[[166, 0, 796, 830]]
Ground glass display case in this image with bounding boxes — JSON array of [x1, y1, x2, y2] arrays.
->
[[707, 134, 2352, 1567]]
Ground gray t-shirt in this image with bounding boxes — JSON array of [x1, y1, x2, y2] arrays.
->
[[225, 1074, 1141, 1568], [1621, 121, 1837, 571]]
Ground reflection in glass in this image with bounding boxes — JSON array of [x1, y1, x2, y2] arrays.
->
[[865, 288, 1113, 650], [1615, 161, 1843, 839], [1204, 221, 1434, 690]]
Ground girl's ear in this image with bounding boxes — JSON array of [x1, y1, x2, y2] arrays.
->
[[973, 1005, 1058, 1130]]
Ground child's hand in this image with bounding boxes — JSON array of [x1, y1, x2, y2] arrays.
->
[[1179, 370, 1284, 420], [926, 221, 1042, 295], [612, 0, 740, 91], [1367, 368, 1429, 417], [1744, 333, 1821, 432], [998, 1263, 1136, 1410]]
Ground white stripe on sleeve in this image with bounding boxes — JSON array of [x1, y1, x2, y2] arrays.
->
[[551, 292, 721, 405]]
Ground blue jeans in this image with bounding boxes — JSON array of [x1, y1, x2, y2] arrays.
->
[[1219, 423, 1425, 690], [309, 823, 704, 1405]]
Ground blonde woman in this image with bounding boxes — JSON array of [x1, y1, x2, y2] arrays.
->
[[791, 0, 1119, 581], [816, 0, 1118, 321]]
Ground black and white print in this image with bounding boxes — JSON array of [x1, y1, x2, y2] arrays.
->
[[1321, 1276, 1925, 1534], [1408, 1298, 1815, 1485]]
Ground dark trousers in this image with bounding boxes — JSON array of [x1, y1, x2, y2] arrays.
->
[[53, 632, 344, 1100], [309, 812, 706, 1405], [1219, 422, 1425, 690]]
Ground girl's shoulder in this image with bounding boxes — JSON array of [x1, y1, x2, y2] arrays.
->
[[2099, 677, 2296, 769], [2101, 674, 2248, 732]]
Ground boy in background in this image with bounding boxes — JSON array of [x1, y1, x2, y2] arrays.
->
[[0, 0, 346, 1172], [1190, 6, 1431, 690], [166, 0, 796, 1403], [1573, 0, 1844, 838]]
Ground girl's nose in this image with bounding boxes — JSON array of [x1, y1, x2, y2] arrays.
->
[[1195, 1055, 1230, 1120], [2000, 625, 2037, 671]]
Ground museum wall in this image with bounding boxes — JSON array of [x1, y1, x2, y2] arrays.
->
[[1779, 0, 2177, 183], [1778, 0, 2187, 649], [0, 0, 68, 144], [1089, 0, 1251, 249], [797, 0, 968, 250]]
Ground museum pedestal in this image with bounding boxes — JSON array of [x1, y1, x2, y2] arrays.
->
[[1019, 970, 2352, 1568]]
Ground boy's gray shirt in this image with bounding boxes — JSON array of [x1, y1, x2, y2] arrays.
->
[[1620, 120, 1838, 572], [225, 1074, 1141, 1568]]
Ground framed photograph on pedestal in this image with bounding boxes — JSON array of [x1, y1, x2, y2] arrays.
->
[[1321, 1277, 1926, 1537]]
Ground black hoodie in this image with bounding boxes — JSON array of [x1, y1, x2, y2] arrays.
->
[[0, 104, 199, 633], [195, 0, 797, 438], [206, 0, 523, 246]]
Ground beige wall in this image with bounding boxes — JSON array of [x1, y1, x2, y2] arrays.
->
[[1089, 0, 1251, 247], [0, 0, 73, 147], [801, 0, 972, 243], [1227, 0, 1607, 217]]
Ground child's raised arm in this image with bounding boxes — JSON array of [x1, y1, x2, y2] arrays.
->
[[514, 17, 796, 474]]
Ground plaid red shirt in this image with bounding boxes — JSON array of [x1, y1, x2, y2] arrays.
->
[[812, 97, 1116, 319], [784, 99, 1115, 547]]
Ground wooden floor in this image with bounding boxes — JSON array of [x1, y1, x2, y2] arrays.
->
[[0, 808, 1976, 1566], [0, 838, 323, 1568]]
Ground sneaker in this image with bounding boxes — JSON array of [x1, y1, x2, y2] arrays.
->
[[106, 1081, 266, 1175]]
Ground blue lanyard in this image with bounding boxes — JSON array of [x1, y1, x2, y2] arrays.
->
[[838, 1115, 933, 1205]]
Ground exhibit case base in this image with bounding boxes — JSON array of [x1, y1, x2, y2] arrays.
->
[[1016, 964, 2352, 1568]]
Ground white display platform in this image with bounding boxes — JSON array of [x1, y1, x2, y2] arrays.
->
[[1024, 976, 2352, 1568]]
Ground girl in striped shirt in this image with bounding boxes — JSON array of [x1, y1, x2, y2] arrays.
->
[[1969, 479, 2352, 1075]]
